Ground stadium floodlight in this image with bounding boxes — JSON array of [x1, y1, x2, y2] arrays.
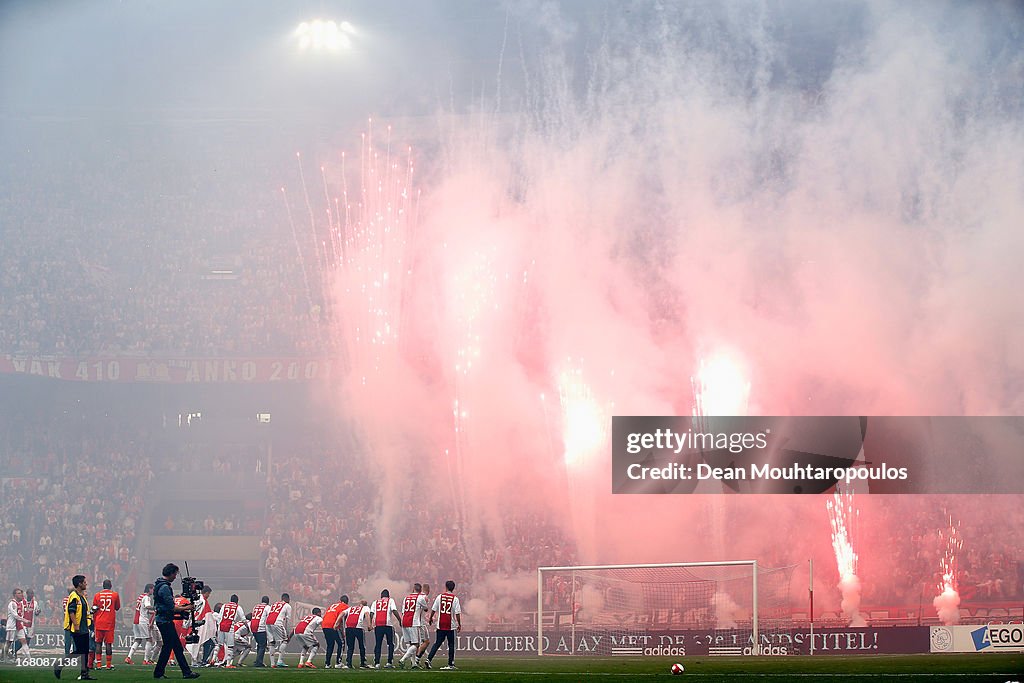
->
[[538, 561, 797, 656], [294, 19, 356, 52]]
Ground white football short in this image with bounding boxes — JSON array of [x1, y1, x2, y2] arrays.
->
[[216, 629, 235, 648], [296, 633, 318, 649], [267, 623, 286, 644]]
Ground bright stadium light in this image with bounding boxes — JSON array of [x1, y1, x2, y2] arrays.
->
[[294, 18, 356, 52]]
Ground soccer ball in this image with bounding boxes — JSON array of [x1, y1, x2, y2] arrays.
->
[[671, 662, 685, 675]]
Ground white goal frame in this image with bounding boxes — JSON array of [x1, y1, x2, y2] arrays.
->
[[537, 560, 760, 656]]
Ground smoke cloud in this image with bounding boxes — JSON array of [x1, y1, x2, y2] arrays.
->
[[311, 0, 1023, 612], [712, 591, 740, 630], [933, 585, 961, 626], [839, 574, 867, 627]]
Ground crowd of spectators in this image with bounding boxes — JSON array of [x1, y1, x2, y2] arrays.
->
[[863, 496, 1024, 606], [153, 511, 260, 536], [259, 441, 579, 620], [0, 413, 150, 626], [261, 446, 380, 604], [0, 146, 328, 358]]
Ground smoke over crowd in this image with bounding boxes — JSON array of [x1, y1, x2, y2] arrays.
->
[[300, 0, 1024, 600], [1, 0, 1022, 625]]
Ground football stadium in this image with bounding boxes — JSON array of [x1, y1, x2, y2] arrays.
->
[[1, 1, 1022, 681]]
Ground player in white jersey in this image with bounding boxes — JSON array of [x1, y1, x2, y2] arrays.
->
[[215, 594, 246, 667], [295, 608, 324, 668], [370, 589, 402, 669], [425, 580, 462, 670], [397, 583, 428, 668], [249, 596, 271, 667], [232, 619, 253, 667], [126, 583, 156, 664], [342, 600, 371, 669], [415, 583, 432, 661], [22, 589, 40, 640], [192, 586, 216, 666], [265, 593, 293, 667], [5, 588, 31, 661], [203, 604, 222, 665]]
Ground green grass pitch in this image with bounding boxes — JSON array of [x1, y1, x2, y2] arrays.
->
[[2, 653, 1022, 682]]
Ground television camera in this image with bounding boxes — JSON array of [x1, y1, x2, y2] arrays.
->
[[174, 562, 206, 645]]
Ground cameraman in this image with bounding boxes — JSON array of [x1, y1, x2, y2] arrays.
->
[[153, 563, 200, 680]]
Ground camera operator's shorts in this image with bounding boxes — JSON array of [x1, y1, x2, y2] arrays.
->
[[133, 622, 152, 639], [295, 633, 318, 649], [267, 623, 287, 644], [95, 629, 114, 644], [402, 627, 420, 645], [216, 629, 235, 648]]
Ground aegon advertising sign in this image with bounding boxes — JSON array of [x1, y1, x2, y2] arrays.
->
[[930, 625, 1024, 653]]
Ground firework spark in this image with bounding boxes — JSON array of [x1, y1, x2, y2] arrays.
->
[[335, 123, 416, 386], [827, 487, 867, 627], [933, 513, 963, 625], [557, 358, 610, 468], [692, 353, 751, 422]]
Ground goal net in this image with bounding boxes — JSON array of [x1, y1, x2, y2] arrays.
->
[[537, 561, 796, 656]]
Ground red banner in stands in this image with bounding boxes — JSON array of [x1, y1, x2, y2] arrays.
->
[[0, 356, 336, 383]]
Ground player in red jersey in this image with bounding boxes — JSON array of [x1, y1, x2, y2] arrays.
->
[[321, 594, 349, 668], [191, 585, 213, 666], [425, 580, 462, 670], [342, 599, 370, 669], [295, 608, 324, 668], [370, 589, 401, 669], [265, 593, 293, 668], [22, 589, 40, 644], [126, 583, 155, 664], [216, 594, 246, 668], [232, 619, 253, 667], [172, 594, 194, 667], [91, 579, 120, 669], [14, 589, 40, 662], [5, 588, 30, 662], [249, 596, 271, 667], [397, 583, 427, 668]]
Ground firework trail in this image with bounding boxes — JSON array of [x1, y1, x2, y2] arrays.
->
[[557, 357, 612, 561], [324, 122, 419, 568], [337, 122, 416, 386], [933, 513, 963, 625], [692, 353, 751, 422], [827, 486, 867, 627], [279, 184, 320, 341]]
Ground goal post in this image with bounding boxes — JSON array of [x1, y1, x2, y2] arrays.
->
[[538, 561, 795, 656]]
